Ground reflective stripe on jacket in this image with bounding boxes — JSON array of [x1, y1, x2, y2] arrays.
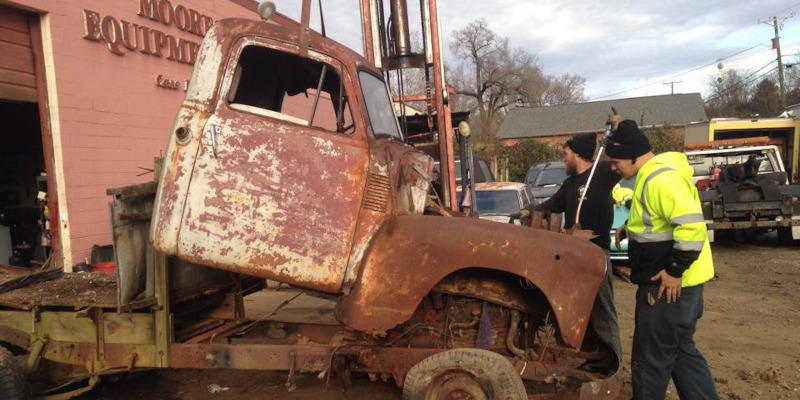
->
[[627, 152, 714, 287]]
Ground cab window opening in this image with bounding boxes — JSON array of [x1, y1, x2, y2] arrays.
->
[[228, 45, 354, 134]]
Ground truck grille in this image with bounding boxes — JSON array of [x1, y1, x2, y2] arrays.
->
[[364, 173, 391, 212]]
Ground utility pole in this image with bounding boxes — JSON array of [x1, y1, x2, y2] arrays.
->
[[760, 13, 795, 109], [663, 80, 681, 95]]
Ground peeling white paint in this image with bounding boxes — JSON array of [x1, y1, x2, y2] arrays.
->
[[312, 137, 341, 157], [186, 32, 224, 104]]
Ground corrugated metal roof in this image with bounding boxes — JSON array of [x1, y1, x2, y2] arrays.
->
[[498, 93, 708, 139]]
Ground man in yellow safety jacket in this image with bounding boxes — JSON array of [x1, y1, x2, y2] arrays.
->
[[611, 182, 633, 206], [605, 120, 719, 400]]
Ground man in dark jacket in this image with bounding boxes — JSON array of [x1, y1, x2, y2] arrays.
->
[[533, 132, 622, 366]]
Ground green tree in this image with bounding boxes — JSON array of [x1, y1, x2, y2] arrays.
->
[[474, 139, 563, 182], [750, 78, 781, 117], [642, 125, 683, 154]]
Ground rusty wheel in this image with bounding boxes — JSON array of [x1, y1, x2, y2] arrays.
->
[[402, 349, 526, 400]]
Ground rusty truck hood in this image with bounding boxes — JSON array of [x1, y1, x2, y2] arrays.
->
[[336, 214, 606, 349]]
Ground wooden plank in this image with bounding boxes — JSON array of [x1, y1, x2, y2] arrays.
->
[[0, 68, 35, 88], [28, 15, 62, 266], [0, 26, 31, 47], [0, 310, 33, 334], [0, 81, 36, 102], [104, 313, 156, 345], [154, 252, 171, 368], [0, 4, 30, 34], [0, 41, 34, 73], [36, 312, 157, 345], [106, 181, 158, 198]]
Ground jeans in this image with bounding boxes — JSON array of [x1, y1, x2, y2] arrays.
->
[[592, 252, 623, 363], [631, 284, 719, 400]]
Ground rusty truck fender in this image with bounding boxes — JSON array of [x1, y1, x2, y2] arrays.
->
[[335, 214, 606, 349]]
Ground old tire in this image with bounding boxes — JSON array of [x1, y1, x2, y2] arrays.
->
[[402, 349, 527, 400], [0, 347, 30, 400], [777, 227, 793, 244]]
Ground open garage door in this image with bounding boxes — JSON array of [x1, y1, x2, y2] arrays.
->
[[0, 4, 37, 103], [0, 4, 57, 269]]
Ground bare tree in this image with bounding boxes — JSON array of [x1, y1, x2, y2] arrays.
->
[[449, 19, 537, 138], [448, 19, 586, 139], [705, 70, 755, 118], [544, 73, 587, 105], [523, 72, 586, 106], [785, 55, 800, 107]]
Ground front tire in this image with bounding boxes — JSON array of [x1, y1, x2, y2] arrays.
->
[[0, 347, 30, 400], [778, 227, 794, 244], [402, 349, 526, 400]]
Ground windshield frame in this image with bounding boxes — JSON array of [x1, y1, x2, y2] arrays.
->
[[358, 69, 403, 141], [535, 167, 568, 187], [475, 189, 523, 215]]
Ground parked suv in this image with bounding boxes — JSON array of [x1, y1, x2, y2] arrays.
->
[[525, 161, 568, 204], [433, 156, 495, 186]]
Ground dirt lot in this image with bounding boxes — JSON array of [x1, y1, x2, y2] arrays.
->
[[77, 236, 800, 400]]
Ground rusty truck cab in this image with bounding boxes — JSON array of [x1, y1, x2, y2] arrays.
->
[[152, 19, 433, 294]]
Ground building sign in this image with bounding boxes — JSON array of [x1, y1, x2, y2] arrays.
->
[[82, 0, 214, 65], [155, 74, 186, 90]]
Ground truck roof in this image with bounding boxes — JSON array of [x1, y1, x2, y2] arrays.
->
[[686, 145, 779, 155]]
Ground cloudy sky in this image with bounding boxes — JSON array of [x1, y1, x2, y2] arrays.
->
[[276, 0, 800, 101]]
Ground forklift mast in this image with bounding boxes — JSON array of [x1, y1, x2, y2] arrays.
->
[[359, 0, 458, 210]]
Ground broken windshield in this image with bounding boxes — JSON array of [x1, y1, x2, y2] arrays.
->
[[359, 71, 402, 141]]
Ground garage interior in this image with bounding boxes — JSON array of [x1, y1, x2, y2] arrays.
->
[[1, 5, 52, 268]]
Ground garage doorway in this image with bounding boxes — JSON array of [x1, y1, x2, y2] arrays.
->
[[0, 4, 56, 268]]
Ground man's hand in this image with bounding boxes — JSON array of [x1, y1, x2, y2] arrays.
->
[[614, 224, 626, 250], [651, 269, 682, 303]]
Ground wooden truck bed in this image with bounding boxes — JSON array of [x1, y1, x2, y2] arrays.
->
[[0, 267, 118, 310]]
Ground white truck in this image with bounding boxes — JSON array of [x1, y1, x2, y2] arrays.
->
[[686, 138, 800, 242]]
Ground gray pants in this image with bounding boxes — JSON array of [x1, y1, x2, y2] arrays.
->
[[632, 284, 719, 400], [592, 252, 623, 365]]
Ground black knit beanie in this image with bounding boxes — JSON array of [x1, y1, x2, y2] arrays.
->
[[565, 132, 597, 161], [604, 119, 652, 160]]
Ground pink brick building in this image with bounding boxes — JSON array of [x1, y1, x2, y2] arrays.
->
[[0, 0, 294, 270]]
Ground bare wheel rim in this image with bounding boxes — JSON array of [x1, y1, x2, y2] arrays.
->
[[426, 371, 489, 400]]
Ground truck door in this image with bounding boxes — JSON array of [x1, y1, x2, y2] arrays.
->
[[166, 38, 367, 293]]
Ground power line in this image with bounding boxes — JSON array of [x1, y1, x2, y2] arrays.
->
[[591, 44, 765, 100], [704, 62, 779, 103], [777, 1, 800, 15], [663, 80, 682, 95]]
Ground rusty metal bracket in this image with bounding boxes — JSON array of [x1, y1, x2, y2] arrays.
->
[[126, 352, 139, 371], [286, 350, 297, 392], [37, 375, 100, 400]]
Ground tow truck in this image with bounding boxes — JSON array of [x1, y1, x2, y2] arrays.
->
[[686, 137, 800, 242], [0, 2, 622, 399]]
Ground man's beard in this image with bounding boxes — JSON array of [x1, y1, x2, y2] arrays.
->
[[566, 162, 577, 176]]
